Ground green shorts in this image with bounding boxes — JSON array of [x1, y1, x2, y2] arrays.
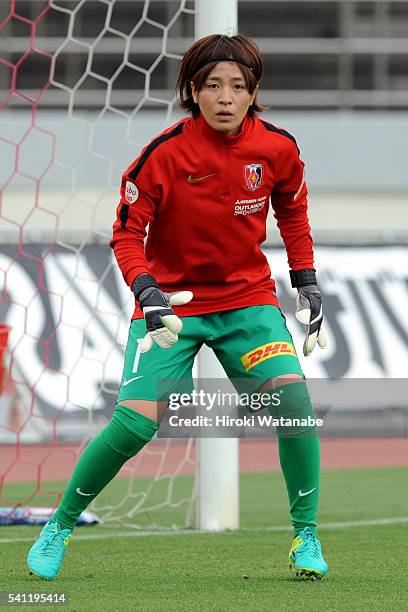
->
[[117, 305, 304, 403]]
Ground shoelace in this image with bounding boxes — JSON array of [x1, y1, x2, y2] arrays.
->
[[302, 530, 321, 559], [42, 527, 70, 558]]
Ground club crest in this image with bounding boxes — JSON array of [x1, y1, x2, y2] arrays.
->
[[244, 163, 263, 191]]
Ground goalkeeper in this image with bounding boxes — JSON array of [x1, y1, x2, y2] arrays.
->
[[27, 33, 328, 581]]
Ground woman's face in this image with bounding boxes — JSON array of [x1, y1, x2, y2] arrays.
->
[[191, 62, 256, 135]]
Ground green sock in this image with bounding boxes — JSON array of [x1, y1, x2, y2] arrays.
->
[[54, 406, 158, 530], [267, 382, 320, 537], [278, 434, 320, 538]]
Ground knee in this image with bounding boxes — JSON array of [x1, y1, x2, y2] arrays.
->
[[102, 404, 159, 458], [259, 374, 304, 394], [118, 399, 167, 424], [257, 377, 317, 437]]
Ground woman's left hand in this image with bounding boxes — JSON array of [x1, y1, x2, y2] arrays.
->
[[295, 285, 327, 356]]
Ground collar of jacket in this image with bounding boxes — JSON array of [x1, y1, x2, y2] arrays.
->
[[193, 113, 253, 146]]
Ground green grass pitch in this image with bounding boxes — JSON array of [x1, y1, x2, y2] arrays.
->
[[1, 467, 408, 611]]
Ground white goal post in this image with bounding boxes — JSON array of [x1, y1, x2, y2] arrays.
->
[[195, 0, 239, 532]]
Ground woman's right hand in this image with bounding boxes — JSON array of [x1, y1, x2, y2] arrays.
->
[[132, 275, 193, 352]]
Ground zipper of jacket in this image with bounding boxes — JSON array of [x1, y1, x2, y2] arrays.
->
[[223, 143, 231, 197]]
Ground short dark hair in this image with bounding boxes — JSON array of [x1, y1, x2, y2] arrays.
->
[[176, 34, 264, 117]]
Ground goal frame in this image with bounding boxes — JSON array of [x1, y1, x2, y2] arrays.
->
[[194, 0, 239, 532]]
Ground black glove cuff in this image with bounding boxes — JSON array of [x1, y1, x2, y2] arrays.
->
[[132, 273, 160, 301], [290, 268, 317, 288]]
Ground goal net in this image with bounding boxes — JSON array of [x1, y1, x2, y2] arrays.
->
[[0, 0, 200, 529]]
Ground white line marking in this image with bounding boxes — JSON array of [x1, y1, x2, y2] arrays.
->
[[1, 516, 408, 544]]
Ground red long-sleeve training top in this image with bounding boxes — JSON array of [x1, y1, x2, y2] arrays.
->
[[110, 113, 314, 320]]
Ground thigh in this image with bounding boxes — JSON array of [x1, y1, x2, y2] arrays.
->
[[117, 316, 204, 403], [209, 306, 304, 392]]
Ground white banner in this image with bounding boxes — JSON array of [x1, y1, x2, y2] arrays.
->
[[0, 245, 407, 440]]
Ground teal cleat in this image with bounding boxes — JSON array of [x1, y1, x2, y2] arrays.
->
[[27, 520, 72, 580], [288, 527, 328, 580]]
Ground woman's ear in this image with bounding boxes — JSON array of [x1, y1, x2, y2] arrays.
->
[[190, 81, 198, 104], [250, 83, 259, 106]]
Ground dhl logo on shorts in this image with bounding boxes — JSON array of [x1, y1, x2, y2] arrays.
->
[[241, 341, 297, 371]]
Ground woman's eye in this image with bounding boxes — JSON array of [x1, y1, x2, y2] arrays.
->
[[205, 82, 246, 90]]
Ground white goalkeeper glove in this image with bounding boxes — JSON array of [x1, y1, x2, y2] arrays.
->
[[290, 269, 327, 357], [132, 274, 193, 353]]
